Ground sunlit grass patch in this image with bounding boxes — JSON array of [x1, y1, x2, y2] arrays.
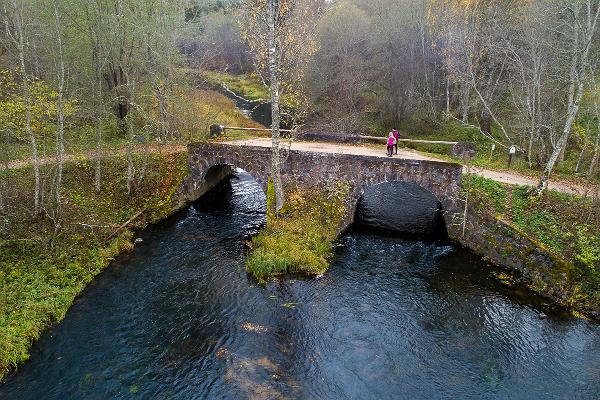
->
[[201, 70, 268, 101]]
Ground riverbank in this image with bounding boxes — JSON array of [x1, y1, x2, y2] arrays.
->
[[245, 182, 350, 283], [461, 174, 600, 318], [0, 152, 189, 381]]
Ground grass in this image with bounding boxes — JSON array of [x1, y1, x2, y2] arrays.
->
[[0, 151, 189, 381], [1, 89, 263, 165], [245, 181, 350, 283], [199, 70, 300, 115], [201, 70, 269, 101], [171, 89, 265, 140], [463, 174, 600, 310]]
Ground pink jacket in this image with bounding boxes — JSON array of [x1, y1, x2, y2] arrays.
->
[[387, 136, 395, 146]]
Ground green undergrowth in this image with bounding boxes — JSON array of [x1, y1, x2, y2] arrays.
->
[[463, 174, 600, 311], [0, 151, 188, 381], [246, 181, 350, 283], [2, 88, 261, 164]]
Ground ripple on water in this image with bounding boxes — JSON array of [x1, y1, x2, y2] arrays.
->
[[0, 171, 599, 400]]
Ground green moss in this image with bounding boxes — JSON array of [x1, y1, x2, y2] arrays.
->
[[0, 151, 189, 381], [245, 181, 350, 283], [462, 174, 507, 214], [463, 173, 600, 315]]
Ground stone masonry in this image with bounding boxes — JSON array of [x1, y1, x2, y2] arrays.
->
[[178, 142, 464, 238]]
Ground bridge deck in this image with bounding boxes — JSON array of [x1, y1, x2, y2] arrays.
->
[[224, 138, 590, 196], [224, 138, 444, 163]]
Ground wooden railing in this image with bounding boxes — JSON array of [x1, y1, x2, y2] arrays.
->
[[212, 126, 296, 135], [212, 125, 461, 147]]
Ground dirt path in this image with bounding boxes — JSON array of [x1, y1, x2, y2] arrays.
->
[[4, 138, 594, 197], [3, 144, 187, 170], [467, 167, 594, 197], [226, 138, 594, 197], [226, 137, 444, 162]]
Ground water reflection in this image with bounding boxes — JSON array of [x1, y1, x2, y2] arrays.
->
[[0, 171, 599, 400]]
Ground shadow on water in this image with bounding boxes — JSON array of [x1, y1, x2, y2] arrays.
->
[[1, 171, 599, 400]]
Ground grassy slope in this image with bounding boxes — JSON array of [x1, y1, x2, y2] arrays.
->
[[0, 152, 189, 381], [1, 89, 263, 165], [201, 70, 269, 101], [463, 174, 600, 311], [246, 182, 350, 283]]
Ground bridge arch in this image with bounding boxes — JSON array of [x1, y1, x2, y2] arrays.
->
[[353, 180, 448, 239]]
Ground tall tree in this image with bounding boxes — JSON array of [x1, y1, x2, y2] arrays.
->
[[51, 0, 66, 231], [536, 0, 600, 193], [239, 0, 321, 212], [2, 0, 41, 215]]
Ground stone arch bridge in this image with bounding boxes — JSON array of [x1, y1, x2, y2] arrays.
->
[[177, 142, 464, 239]]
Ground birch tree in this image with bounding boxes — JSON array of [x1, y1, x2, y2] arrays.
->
[[49, 0, 66, 231], [239, 0, 321, 212], [536, 0, 600, 193], [2, 0, 41, 215]]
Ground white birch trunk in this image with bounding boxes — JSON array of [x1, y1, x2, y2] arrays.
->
[[537, 2, 599, 193], [91, 32, 103, 193], [589, 101, 600, 178], [53, 0, 65, 230], [267, 0, 284, 212], [9, 0, 40, 215]]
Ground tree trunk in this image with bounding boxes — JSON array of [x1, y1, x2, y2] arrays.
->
[[481, 110, 491, 136], [575, 144, 587, 173], [126, 138, 135, 196], [53, 0, 66, 231], [446, 75, 450, 117], [536, 3, 599, 193], [91, 31, 103, 193], [589, 130, 600, 178], [537, 99, 582, 193], [589, 109, 600, 178], [589, 68, 600, 179], [11, 0, 40, 215], [155, 83, 169, 139], [461, 85, 470, 123], [267, 0, 284, 213]]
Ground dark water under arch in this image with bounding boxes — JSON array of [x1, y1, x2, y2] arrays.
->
[[1, 171, 599, 400], [355, 181, 448, 239]]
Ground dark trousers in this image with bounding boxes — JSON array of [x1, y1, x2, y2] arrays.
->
[[387, 145, 394, 156], [394, 143, 398, 154]]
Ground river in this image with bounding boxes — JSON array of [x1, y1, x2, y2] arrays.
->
[[1, 171, 599, 399]]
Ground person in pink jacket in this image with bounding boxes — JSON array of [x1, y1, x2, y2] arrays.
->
[[392, 128, 400, 154], [387, 132, 396, 157]]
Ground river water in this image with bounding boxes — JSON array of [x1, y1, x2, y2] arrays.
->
[[1, 172, 599, 399]]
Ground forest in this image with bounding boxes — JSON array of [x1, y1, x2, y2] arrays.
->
[[1, 1, 599, 207]]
